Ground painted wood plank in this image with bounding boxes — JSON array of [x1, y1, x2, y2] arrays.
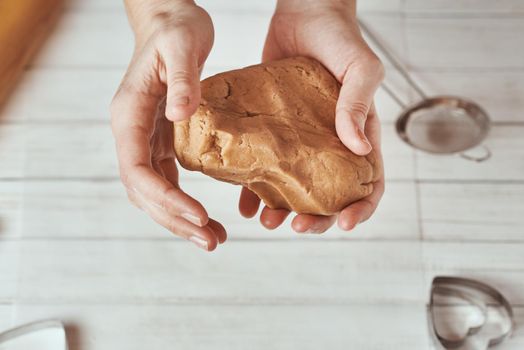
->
[[12, 303, 430, 350], [381, 123, 415, 179], [31, 12, 134, 68], [13, 241, 425, 303], [31, 12, 405, 69], [65, 0, 524, 16], [422, 242, 524, 304], [11, 240, 524, 303], [0, 123, 117, 179], [0, 122, 414, 180], [0, 183, 22, 239], [0, 78, 25, 122], [32, 5, 524, 72], [0, 124, 24, 178], [420, 183, 524, 242], [11, 304, 524, 350], [65, 0, 402, 13], [0, 13, 407, 123], [32, 11, 269, 69], [66, 0, 125, 11], [0, 65, 408, 124], [405, 0, 524, 14], [412, 71, 524, 123], [0, 305, 14, 334], [0, 180, 418, 240], [358, 13, 407, 70], [0, 242, 18, 302], [0, 68, 123, 122], [415, 125, 524, 181], [406, 17, 524, 69]]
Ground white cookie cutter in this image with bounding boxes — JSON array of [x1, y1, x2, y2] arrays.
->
[[0, 320, 68, 350]]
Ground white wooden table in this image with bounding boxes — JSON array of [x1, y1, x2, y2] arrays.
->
[[0, 1, 523, 349]]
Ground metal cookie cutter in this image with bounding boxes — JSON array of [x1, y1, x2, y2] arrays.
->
[[359, 20, 491, 162], [0, 320, 68, 350], [428, 277, 515, 349]]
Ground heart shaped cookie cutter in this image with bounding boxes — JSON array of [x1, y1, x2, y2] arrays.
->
[[428, 276, 515, 349]]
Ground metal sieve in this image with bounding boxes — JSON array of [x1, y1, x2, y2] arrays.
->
[[359, 20, 491, 162], [428, 276, 515, 349]]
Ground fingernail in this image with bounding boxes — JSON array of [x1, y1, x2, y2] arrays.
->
[[188, 235, 208, 250], [174, 96, 189, 106], [182, 213, 204, 226], [356, 126, 372, 149]]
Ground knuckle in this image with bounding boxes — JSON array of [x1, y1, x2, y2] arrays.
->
[[166, 219, 183, 236], [355, 52, 385, 81], [351, 101, 370, 116], [372, 60, 385, 82], [169, 70, 193, 87], [159, 186, 177, 211], [126, 191, 142, 210], [155, 24, 196, 51], [338, 102, 369, 120], [119, 171, 132, 190]]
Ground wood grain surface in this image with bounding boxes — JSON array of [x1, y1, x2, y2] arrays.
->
[[0, 1, 523, 349]]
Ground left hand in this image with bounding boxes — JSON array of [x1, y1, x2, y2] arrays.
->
[[238, 0, 385, 233]]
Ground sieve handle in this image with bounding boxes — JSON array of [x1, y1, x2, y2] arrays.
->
[[381, 81, 409, 108], [358, 18, 428, 101], [459, 145, 492, 162]]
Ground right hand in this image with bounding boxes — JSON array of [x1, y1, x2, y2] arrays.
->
[[111, 1, 226, 251], [239, 0, 385, 234]]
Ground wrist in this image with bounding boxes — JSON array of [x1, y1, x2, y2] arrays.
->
[[275, 0, 356, 14], [125, 0, 196, 46]]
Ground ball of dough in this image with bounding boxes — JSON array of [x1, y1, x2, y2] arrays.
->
[[174, 57, 382, 215]]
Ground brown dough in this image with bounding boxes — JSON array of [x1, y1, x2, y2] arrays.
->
[[174, 57, 382, 215]]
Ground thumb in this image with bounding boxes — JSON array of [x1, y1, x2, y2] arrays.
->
[[335, 65, 383, 156], [163, 50, 201, 122]]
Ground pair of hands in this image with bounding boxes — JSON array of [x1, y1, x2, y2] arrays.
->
[[110, 0, 385, 251]]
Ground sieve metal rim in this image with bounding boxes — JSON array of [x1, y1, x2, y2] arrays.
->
[[395, 95, 491, 155]]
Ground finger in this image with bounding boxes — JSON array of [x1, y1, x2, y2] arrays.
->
[[157, 158, 208, 225], [158, 158, 180, 189], [291, 214, 337, 234], [335, 59, 384, 155], [364, 104, 382, 152], [129, 167, 209, 226], [159, 160, 227, 244], [139, 195, 219, 251], [260, 206, 290, 230], [111, 86, 208, 227], [161, 42, 201, 122], [238, 187, 261, 218], [338, 179, 385, 231], [207, 218, 227, 244]]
